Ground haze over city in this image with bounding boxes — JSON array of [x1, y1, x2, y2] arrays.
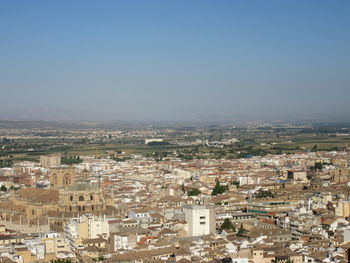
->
[[1, 0, 349, 122]]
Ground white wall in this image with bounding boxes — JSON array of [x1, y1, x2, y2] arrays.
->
[[184, 205, 214, 237]]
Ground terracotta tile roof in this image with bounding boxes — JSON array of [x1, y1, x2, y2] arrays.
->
[[17, 188, 59, 203]]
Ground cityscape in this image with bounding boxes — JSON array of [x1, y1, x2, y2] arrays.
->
[[1, 1, 350, 263], [0, 122, 350, 262]]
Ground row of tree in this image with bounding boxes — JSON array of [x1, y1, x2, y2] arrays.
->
[[253, 189, 275, 198], [1, 185, 17, 192], [181, 181, 231, 197], [0, 159, 12, 168], [61, 155, 82, 164]]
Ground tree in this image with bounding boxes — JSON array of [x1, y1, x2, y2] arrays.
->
[[314, 162, 323, 171], [212, 181, 229, 196], [237, 223, 246, 237], [93, 256, 107, 262], [309, 162, 323, 171], [50, 260, 72, 263], [231, 181, 240, 187], [61, 155, 83, 164], [221, 257, 233, 263], [187, 188, 201, 196], [181, 183, 186, 193], [0, 185, 7, 192], [0, 159, 12, 168], [221, 218, 235, 231], [254, 189, 275, 198]]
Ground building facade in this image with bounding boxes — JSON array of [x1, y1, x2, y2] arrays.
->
[[50, 166, 75, 188], [183, 205, 215, 237], [40, 155, 61, 168]]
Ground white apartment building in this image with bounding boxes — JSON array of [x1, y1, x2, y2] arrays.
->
[[112, 233, 137, 251], [183, 205, 215, 237], [65, 215, 109, 250]]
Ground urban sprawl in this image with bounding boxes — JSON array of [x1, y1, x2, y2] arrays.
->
[[0, 123, 350, 263]]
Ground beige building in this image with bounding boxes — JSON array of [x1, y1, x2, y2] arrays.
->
[[16, 247, 37, 263], [336, 199, 350, 218], [50, 166, 75, 188], [40, 154, 61, 168], [58, 183, 111, 213], [42, 232, 70, 256], [332, 167, 350, 183], [0, 224, 6, 233], [287, 170, 307, 181], [65, 214, 109, 248], [0, 188, 58, 220], [199, 175, 217, 184], [0, 183, 114, 233]]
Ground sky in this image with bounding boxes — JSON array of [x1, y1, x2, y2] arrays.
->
[[0, 0, 349, 122]]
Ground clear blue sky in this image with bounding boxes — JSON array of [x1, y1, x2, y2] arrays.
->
[[0, 0, 349, 121]]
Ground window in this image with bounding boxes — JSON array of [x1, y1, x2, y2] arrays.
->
[[200, 222, 206, 225], [200, 216, 206, 219], [79, 196, 84, 201], [70, 196, 73, 201], [90, 195, 93, 200]]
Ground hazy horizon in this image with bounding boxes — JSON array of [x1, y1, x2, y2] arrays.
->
[[1, 0, 349, 122]]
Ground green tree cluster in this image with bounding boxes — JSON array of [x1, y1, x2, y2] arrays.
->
[[187, 188, 201, 196], [231, 181, 240, 187], [236, 223, 246, 236], [254, 189, 275, 198], [0, 159, 12, 168], [177, 153, 194, 160], [147, 141, 170, 146], [93, 256, 107, 262], [310, 161, 323, 171], [220, 218, 235, 231], [110, 154, 131, 162], [50, 260, 72, 263], [211, 181, 229, 196], [61, 156, 82, 164]]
